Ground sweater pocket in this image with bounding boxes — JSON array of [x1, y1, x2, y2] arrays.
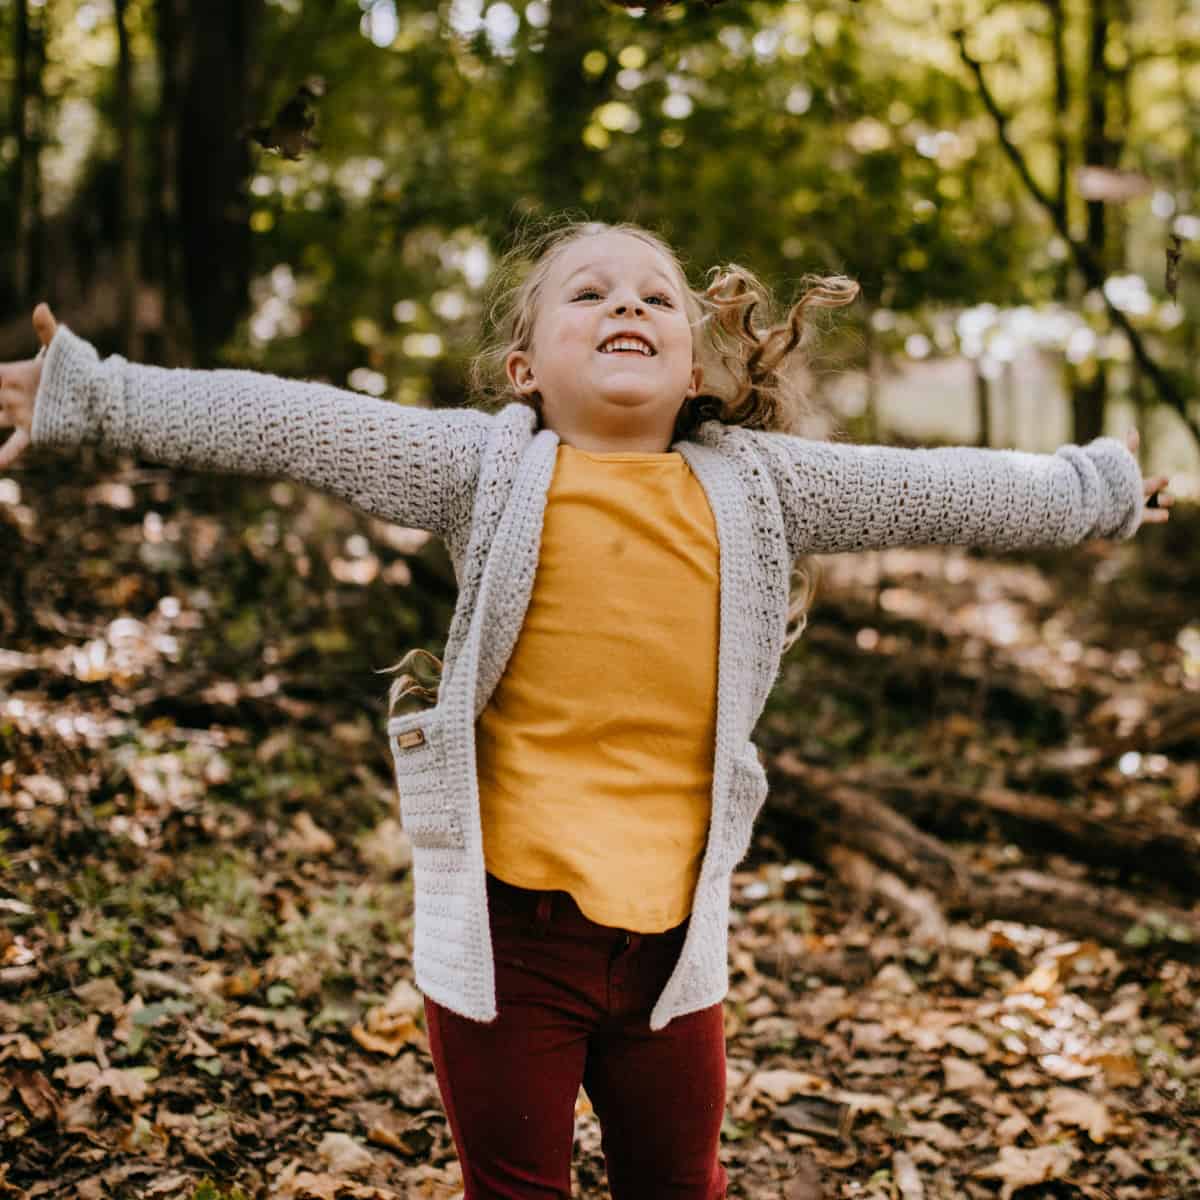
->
[[718, 745, 770, 873], [386, 708, 465, 850]]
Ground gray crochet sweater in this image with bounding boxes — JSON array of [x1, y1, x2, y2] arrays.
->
[[32, 325, 1145, 1030]]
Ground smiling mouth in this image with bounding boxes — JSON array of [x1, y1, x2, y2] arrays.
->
[[597, 335, 656, 356]]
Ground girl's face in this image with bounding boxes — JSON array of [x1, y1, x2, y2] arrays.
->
[[505, 232, 703, 449]]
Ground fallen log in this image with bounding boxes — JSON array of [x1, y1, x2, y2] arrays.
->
[[781, 755, 1200, 896], [768, 759, 1200, 962], [823, 846, 950, 948], [1014, 693, 1200, 783]]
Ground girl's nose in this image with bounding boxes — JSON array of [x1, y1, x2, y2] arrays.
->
[[610, 293, 645, 316]]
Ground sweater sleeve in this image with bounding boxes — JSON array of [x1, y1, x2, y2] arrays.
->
[[30, 324, 491, 541], [749, 429, 1145, 558]]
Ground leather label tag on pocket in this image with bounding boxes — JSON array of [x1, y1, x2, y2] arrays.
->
[[397, 729, 426, 749]]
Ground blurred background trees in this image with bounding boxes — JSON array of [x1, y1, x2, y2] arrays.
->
[[1, 0, 1198, 477]]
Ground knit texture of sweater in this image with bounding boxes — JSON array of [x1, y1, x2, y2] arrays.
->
[[32, 324, 1146, 1030]]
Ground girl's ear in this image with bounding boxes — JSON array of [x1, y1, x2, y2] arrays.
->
[[505, 349, 537, 396], [685, 364, 703, 399]]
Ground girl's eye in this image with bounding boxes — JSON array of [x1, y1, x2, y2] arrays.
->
[[570, 289, 674, 306]]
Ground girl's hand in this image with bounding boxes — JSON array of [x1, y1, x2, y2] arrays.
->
[[0, 302, 59, 470], [1125, 428, 1172, 524]]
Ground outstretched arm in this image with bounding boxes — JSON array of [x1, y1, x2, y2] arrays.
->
[[750, 427, 1170, 559], [10, 308, 490, 544]]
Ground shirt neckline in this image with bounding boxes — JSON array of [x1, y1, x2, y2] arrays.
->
[[559, 444, 682, 462]]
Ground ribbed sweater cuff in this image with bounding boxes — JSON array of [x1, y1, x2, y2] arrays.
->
[[30, 324, 127, 449], [1084, 435, 1145, 540]]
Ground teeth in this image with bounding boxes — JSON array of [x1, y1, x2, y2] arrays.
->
[[600, 337, 653, 355]]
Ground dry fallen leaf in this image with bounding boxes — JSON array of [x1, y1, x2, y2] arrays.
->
[[974, 1143, 1081, 1200], [54, 1060, 102, 1090], [273, 1165, 401, 1199], [749, 1068, 829, 1103], [281, 811, 336, 857], [357, 817, 413, 875], [89, 1066, 155, 1104], [317, 1130, 374, 1176], [942, 1055, 990, 1092], [9, 1067, 60, 1123], [1091, 1050, 1141, 1088], [942, 1024, 990, 1057], [352, 978, 426, 1056], [903, 1119, 963, 1151], [0, 1033, 43, 1063], [71, 977, 125, 1014], [892, 1149, 924, 1200], [43, 1013, 101, 1060], [1045, 1086, 1112, 1143]]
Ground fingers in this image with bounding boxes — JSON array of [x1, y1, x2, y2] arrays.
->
[[0, 428, 29, 470], [32, 302, 57, 348], [1143, 474, 1174, 524]]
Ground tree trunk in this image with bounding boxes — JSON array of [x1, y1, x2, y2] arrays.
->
[[154, 0, 193, 365], [175, 0, 266, 363], [114, 0, 142, 362], [1069, 0, 1113, 445], [538, 1, 611, 214], [974, 359, 991, 447], [10, 0, 46, 312], [1046, 0, 1070, 300]]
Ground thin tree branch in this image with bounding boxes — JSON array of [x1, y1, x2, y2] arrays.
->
[[951, 25, 1200, 446]]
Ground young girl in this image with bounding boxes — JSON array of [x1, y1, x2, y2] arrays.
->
[[0, 219, 1173, 1200]]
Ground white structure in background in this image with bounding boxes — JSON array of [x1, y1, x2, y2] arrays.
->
[[826, 294, 1198, 498]]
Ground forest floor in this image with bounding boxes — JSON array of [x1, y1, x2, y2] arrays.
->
[[2, 455, 1199, 1200]]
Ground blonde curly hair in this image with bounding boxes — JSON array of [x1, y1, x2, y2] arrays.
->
[[384, 216, 860, 714]]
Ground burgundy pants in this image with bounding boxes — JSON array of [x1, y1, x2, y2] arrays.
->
[[423, 872, 729, 1200]]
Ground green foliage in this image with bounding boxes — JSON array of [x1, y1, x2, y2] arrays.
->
[[10, 0, 1191, 426], [191, 1181, 251, 1200]]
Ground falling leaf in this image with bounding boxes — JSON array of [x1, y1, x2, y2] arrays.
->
[[249, 78, 325, 162]]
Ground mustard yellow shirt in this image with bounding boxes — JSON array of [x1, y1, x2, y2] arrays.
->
[[476, 442, 720, 932]]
